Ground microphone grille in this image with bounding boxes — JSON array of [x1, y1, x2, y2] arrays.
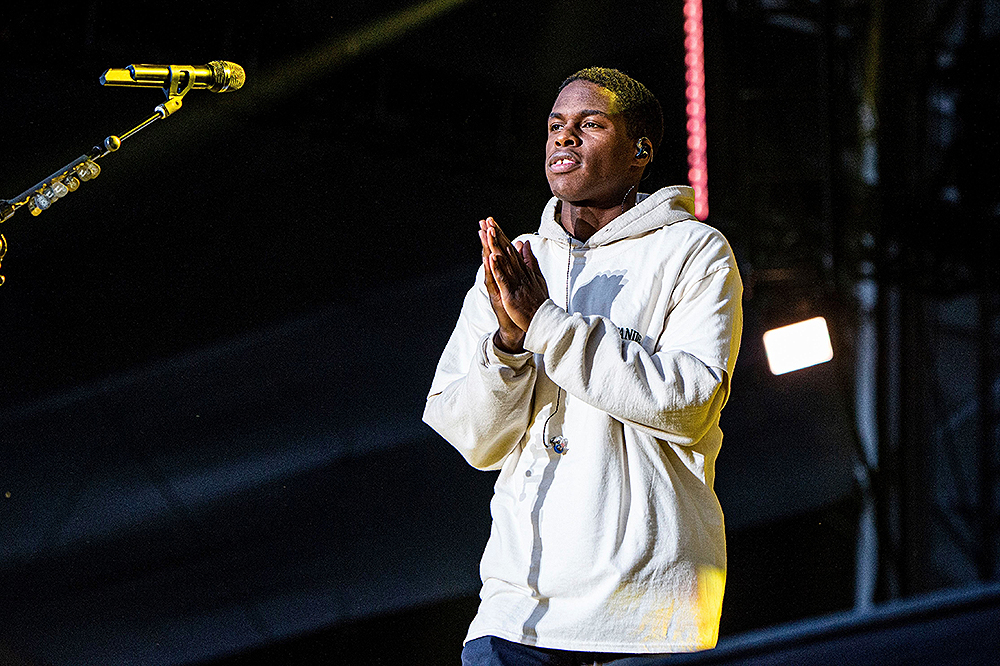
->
[[207, 60, 246, 92]]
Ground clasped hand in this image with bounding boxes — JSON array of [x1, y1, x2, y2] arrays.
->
[[478, 217, 549, 354]]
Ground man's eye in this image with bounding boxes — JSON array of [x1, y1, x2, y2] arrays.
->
[[550, 123, 562, 131]]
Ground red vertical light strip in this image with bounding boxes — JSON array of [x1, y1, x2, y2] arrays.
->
[[684, 0, 709, 220]]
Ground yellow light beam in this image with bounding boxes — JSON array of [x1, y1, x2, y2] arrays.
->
[[248, 0, 472, 108]]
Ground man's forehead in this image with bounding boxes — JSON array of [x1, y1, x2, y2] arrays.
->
[[548, 108, 613, 120], [551, 80, 621, 115]]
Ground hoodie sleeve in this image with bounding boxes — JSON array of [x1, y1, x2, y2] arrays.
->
[[422, 265, 538, 470], [523, 237, 743, 446]]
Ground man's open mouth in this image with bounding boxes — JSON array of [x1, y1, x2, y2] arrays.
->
[[549, 153, 580, 173]]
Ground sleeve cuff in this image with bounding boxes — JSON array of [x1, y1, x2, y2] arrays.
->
[[480, 332, 534, 369], [524, 299, 566, 354]]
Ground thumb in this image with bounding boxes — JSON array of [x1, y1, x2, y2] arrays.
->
[[520, 240, 541, 274]]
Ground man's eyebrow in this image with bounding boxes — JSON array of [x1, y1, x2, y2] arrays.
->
[[548, 109, 612, 119]]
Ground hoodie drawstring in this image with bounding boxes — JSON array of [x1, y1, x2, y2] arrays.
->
[[542, 239, 573, 453]]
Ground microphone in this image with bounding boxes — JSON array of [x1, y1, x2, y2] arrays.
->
[[100, 60, 246, 93]]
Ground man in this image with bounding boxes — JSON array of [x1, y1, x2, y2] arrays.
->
[[423, 67, 742, 665]]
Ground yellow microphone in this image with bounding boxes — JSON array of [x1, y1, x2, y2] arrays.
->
[[100, 60, 245, 93]]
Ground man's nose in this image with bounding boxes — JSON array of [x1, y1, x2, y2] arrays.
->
[[554, 127, 580, 146]]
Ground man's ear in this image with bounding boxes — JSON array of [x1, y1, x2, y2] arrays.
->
[[634, 137, 652, 162]]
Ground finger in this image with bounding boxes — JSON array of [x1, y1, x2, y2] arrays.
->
[[479, 228, 490, 258], [483, 248, 502, 297], [488, 247, 505, 276], [487, 255, 508, 306], [482, 252, 494, 294], [486, 225, 506, 252], [520, 240, 548, 296], [490, 228, 527, 282], [520, 239, 539, 272], [488, 251, 513, 295], [487, 217, 517, 255], [487, 227, 518, 274], [485, 273, 518, 332], [496, 250, 528, 300], [480, 226, 499, 285], [480, 220, 498, 262], [484, 250, 515, 311], [489, 252, 535, 333], [511, 241, 529, 278], [486, 217, 507, 242]]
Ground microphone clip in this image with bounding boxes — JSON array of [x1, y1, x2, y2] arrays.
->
[[155, 65, 199, 118]]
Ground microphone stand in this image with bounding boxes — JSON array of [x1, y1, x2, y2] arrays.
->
[[0, 67, 198, 286]]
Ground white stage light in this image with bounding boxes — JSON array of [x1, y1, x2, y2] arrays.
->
[[763, 316, 834, 375]]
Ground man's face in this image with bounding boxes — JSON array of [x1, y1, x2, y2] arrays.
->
[[545, 80, 637, 207]]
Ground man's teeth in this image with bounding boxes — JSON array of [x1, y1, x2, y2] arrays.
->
[[554, 159, 575, 166]]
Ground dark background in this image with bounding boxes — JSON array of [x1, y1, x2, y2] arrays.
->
[[1, 1, 997, 664]]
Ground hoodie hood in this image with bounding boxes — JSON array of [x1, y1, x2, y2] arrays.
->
[[537, 185, 699, 247]]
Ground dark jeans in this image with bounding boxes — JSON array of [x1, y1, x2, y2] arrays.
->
[[461, 636, 673, 666]]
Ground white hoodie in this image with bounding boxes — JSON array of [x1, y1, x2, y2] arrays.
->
[[423, 186, 743, 653]]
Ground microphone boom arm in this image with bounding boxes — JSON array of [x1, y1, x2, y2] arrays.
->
[[0, 66, 202, 285]]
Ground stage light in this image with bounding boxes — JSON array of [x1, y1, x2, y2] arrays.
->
[[762, 316, 834, 375], [683, 0, 709, 220]]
